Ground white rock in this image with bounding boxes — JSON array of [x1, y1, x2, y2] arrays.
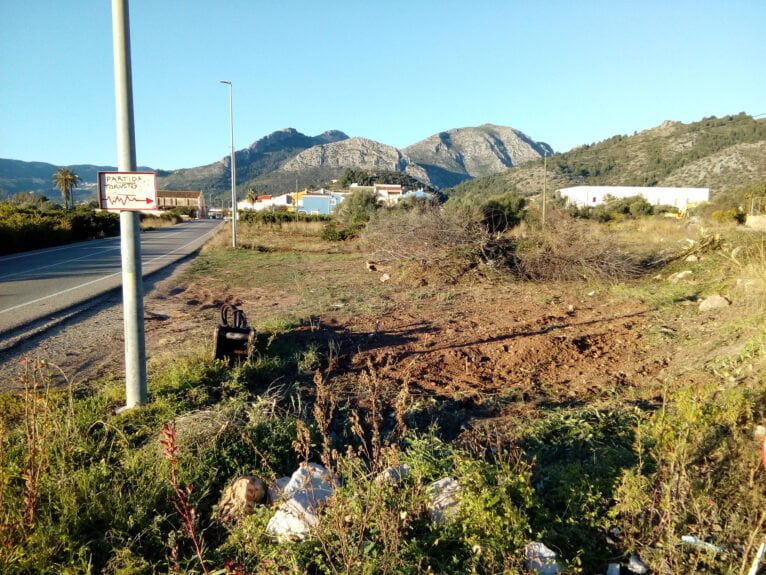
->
[[380, 273, 391, 282], [698, 294, 730, 312], [685, 254, 699, 262], [374, 464, 412, 487], [265, 463, 335, 541], [668, 270, 693, 283], [524, 542, 561, 575], [627, 553, 648, 574], [267, 476, 291, 505], [428, 477, 461, 524]]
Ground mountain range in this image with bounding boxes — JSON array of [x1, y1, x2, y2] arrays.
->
[[0, 124, 551, 201], [2, 114, 765, 204]]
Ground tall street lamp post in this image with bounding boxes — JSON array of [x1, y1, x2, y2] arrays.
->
[[542, 149, 548, 228], [220, 80, 237, 247]]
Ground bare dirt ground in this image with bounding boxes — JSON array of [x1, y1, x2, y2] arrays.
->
[[323, 284, 664, 440], [1, 242, 666, 439]]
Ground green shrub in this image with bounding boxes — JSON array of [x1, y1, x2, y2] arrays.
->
[[333, 189, 379, 227], [320, 221, 360, 241], [239, 210, 331, 225], [519, 409, 639, 571], [711, 209, 745, 224], [571, 195, 659, 222], [0, 203, 119, 255], [480, 192, 526, 233]]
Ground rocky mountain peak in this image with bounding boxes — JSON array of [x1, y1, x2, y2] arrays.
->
[[315, 130, 349, 144], [242, 128, 348, 157], [403, 125, 552, 188], [280, 137, 430, 185]]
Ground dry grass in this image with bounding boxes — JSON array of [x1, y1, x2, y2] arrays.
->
[[608, 216, 707, 260], [362, 205, 488, 266], [206, 220, 352, 254], [139, 215, 179, 230], [511, 215, 643, 281]]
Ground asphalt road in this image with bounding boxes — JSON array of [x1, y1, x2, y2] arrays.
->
[[0, 219, 222, 347]]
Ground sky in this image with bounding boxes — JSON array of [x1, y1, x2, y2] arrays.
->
[[1, 0, 764, 171]]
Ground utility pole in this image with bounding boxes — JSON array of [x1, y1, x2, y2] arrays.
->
[[112, 0, 146, 407]]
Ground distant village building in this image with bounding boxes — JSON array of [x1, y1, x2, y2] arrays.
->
[[238, 193, 294, 212], [295, 189, 344, 215], [558, 185, 709, 208], [156, 190, 206, 218], [374, 184, 403, 205]]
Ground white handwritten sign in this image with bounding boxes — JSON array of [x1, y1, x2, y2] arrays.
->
[[98, 172, 157, 211]]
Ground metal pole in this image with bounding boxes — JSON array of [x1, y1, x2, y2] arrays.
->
[[112, 0, 146, 407], [220, 80, 237, 247]]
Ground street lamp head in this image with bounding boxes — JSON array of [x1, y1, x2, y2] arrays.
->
[[220, 80, 231, 85]]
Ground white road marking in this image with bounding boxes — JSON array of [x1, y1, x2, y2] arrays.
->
[[0, 225, 220, 316], [0, 245, 122, 281]]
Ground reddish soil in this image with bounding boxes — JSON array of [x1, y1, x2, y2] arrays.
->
[[2, 262, 666, 438], [319, 286, 664, 437]]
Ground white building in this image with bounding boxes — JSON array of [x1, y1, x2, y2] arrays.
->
[[237, 193, 293, 212], [558, 186, 709, 208], [374, 184, 403, 205]]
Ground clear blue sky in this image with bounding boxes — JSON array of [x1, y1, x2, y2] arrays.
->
[[1, 0, 764, 170]]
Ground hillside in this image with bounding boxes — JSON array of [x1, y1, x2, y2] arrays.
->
[[0, 159, 154, 202], [449, 113, 766, 200], [276, 137, 430, 184], [156, 128, 349, 194], [0, 124, 551, 200], [403, 124, 553, 188]]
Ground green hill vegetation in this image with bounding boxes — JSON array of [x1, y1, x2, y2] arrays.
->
[[447, 113, 766, 202]]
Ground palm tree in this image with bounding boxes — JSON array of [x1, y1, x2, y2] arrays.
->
[[245, 187, 258, 209], [52, 167, 81, 209]]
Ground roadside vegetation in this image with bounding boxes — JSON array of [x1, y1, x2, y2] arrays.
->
[[1, 188, 766, 574], [0, 200, 119, 256], [0, 195, 202, 255]]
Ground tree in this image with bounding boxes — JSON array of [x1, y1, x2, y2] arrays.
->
[[334, 189, 379, 227], [52, 168, 81, 209], [245, 187, 258, 209], [480, 192, 526, 233]]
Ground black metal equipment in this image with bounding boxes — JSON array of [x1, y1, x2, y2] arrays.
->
[[213, 303, 255, 364]]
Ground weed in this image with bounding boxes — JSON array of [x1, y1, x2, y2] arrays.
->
[[296, 345, 321, 375], [160, 422, 211, 575], [519, 408, 639, 570]]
